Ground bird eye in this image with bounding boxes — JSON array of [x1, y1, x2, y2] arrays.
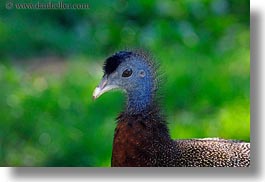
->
[[122, 68, 133, 77]]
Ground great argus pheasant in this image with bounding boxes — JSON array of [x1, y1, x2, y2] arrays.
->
[[92, 50, 250, 167]]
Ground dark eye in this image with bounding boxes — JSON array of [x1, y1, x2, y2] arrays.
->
[[122, 68, 133, 77]]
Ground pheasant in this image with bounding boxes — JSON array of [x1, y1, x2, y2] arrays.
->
[[93, 50, 250, 167]]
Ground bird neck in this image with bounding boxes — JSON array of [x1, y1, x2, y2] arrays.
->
[[126, 81, 155, 114]]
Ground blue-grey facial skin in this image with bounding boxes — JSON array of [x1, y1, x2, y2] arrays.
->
[[101, 55, 156, 114]]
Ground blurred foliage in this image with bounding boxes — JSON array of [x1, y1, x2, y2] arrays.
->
[[0, 0, 249, 166]]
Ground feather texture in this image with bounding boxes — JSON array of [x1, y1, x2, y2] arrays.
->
[[94, 50, 250, 167], [111, 106, 250, 167]]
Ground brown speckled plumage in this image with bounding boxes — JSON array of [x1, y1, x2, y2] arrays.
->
[[111, 107, 250, 167]]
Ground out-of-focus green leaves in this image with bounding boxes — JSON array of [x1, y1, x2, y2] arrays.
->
[[0, 0, 249, 166], [0, 0, 249, 58]]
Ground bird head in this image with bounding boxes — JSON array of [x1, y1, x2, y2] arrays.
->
[[93, 50, 158, 113]]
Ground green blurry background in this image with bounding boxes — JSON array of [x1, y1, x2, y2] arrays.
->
[[0, 0, 249, 166]]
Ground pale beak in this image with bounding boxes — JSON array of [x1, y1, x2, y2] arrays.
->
[[92, 75, 119, 100]]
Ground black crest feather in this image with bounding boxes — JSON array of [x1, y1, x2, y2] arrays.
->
[[103, 51, 133, 75]]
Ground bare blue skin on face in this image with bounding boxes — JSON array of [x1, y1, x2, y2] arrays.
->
[[93, 51, 157, 114]]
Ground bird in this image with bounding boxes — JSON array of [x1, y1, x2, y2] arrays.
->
[[92, 50, 250, 167]]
